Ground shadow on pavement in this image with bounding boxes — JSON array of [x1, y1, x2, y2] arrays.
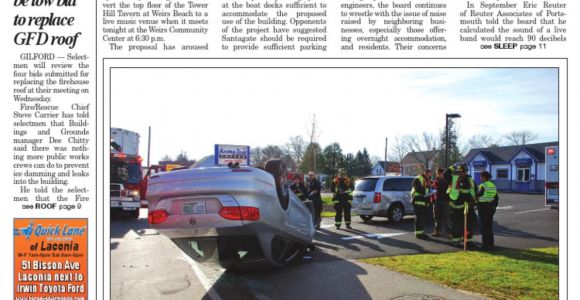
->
[[204, 250, 373, 300], [494, 222, 558, 243]]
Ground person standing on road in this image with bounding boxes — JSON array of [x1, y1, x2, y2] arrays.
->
[[411, 169, 432, 239], [476, 171, 499, 250], [290, 174, 308, 201], [332, 168, 354, 229], [443, 164, 476, 247], [431, 168, 449, 237], [307, 171, 323, 230]]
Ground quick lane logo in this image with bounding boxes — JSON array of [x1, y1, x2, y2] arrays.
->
[[14, 221, 34, 240], [14, 220, 86, 239]]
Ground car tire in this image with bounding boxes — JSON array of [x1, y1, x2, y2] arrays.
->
[[360, 215, 373, 223], [388, 203, 404, 223], [265, 159, 289, 210]]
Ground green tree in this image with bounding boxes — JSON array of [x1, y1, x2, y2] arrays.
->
[[300, 143, 325, 174], [322, 142, 344, 178], [436, 119, 462, 169]]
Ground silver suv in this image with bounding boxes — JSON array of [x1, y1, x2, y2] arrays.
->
[[351, 176, 415, 223]]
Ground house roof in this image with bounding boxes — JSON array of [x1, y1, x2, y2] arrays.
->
[[462, 142, 558, 164]]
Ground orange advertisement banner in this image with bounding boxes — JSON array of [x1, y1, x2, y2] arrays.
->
[[14, 219, 88, 300]]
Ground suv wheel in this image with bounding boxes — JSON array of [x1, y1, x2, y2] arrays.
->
[[360, 215, 373, 223], [388, 203, 404, 223]]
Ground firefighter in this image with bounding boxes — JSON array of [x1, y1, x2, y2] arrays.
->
[[411, 169, 432, 239], [431, 168, 449, 237], [443, 164, 476, 246], [307, 171, 323, 229], [476, 171, 499, 250], [332, 168, 354, 229], [290, 174, 308, 201]]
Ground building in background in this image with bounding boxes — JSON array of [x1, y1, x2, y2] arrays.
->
[[401, 150, 441, 176], [371, 161, 401, 176], [462, 142, 558, 193]]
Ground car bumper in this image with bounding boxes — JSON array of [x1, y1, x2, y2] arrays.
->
[[111, 197, 141, 211], [351, 201, 390, 216]]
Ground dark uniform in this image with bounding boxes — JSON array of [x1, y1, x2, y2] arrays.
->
[[443, 165, 476, 246], [332, 173, 353, 229], [476, 180, 499, 250], [411, 173, 431, 238], [432, 176, 449, 236], [307, 177, 323, 229], [290, 181, 308, 201]]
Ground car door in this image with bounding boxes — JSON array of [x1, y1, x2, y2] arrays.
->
[[398, 178, 415, 213]]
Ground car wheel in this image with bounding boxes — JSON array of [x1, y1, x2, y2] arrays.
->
[[265, 159, 289, 210], [360, 215, 373, 223], [388, 203, 404, 223]]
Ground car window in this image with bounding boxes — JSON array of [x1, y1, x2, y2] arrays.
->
[[355, 178, 378, 192], [398, 178, 414, 191], [382, 179, 397, 191]]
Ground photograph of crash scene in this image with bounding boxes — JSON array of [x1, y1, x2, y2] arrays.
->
[[110, 68, 560, 300]]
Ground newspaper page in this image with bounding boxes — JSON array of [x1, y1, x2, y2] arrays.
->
[[1, 0, 577, 299]]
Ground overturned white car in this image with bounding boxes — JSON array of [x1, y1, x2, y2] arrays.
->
[[147, 159, 315, 269]]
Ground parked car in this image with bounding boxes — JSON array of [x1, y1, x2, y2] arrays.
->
[[351, 176, 415, 223], [146, 159, 315, 270]]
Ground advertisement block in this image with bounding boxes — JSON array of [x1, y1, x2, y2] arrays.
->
[[14, 219, 88, 300]]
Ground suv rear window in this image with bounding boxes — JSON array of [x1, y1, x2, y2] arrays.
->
[[355, 178, 378, 192]]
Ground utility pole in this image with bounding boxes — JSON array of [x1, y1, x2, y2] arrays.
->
[[147, 126, 151, 167], [384, 137, 388, 175]]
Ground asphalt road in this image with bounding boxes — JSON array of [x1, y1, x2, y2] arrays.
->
[[110, 194, 559, 300]]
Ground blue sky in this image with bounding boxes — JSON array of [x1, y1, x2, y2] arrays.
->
[[112, 68, 559, 163]]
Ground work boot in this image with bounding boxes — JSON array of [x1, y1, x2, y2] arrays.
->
[[335, 225, 341, 230], [346, 224, 352, 229]]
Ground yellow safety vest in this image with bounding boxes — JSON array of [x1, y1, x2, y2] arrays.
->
[[411, 175, 429, 206], [478, 181, 497, 202], [448, 174, 472, 208]]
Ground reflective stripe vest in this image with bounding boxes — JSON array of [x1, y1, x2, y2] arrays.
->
[[478, 181, 497, 202], [447, 174, 475, 208], [411, 175, 429, 206]]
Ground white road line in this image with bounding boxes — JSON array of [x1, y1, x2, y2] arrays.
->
[[179, 254, 223, 300], [514, 208, 551, 215], [496, 206, 513, 210], [320, 224, 335, 228], [342, 232, 406, 240]]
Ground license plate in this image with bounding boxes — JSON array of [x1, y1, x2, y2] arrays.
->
[[183, 200, 206, 214], [354, 196, 365, 203]]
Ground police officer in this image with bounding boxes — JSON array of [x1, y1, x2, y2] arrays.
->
[[290, 174, 308, 201], [411, 169, 432, 239], [332, 168, 354, 229], [443, 164, 476, 246], [307, 171, 323, 229], [476, 171, 499, 250]]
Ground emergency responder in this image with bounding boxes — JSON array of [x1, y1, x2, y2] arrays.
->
[[476, 171, 499, 250], [431, 168, 449, 237], [443, 164, 476, 246], [411, 169, 432, 239], [332, 168, 354, 229], [307, 171, 323, 229], [290, 174, 308, 201]]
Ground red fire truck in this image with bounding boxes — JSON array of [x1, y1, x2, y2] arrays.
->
[[110, 147, 143, 218]]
